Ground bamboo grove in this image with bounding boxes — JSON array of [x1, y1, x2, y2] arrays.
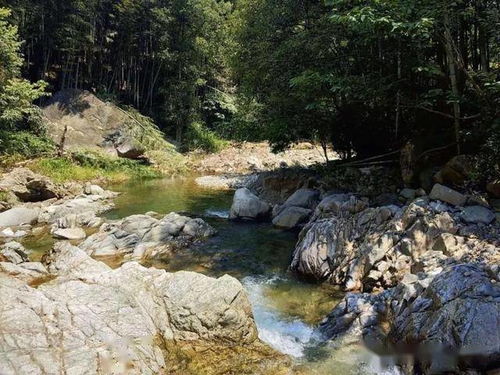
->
[[1, 0, 499, 179]]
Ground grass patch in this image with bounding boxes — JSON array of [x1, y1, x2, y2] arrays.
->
[[185, 121, 229, 153], [29, 150, 162, 184]]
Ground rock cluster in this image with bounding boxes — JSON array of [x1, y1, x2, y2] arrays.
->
[[0, 168, 116, 243], [320, 264, 499, 374], [291, 185, 498, 292], [80, 212, 216, 260], [0, 167, 66, 203], [282, 181, 499, 374], [229, 186, 321, 230], [0, 242, 286, 374]]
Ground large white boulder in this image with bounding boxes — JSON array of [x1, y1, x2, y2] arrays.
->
[[0, 242, 261, 374], [229, 188, 271, 221]]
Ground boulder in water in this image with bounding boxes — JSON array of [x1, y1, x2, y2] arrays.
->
[[229, 188, 271, 221], [0, 242, 287, 374], [0, 207, 39, 227], [272, 206, 312, 229]]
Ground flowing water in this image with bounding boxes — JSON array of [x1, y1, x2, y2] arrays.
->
[[105, 178, 394, 374], [21, 177, 394, 373]]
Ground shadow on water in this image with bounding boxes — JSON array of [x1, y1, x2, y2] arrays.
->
[[23, 177, 387, 373]]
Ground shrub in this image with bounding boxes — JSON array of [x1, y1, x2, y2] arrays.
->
[[0, 131, 55, 157], [184, 121, 228, 153]]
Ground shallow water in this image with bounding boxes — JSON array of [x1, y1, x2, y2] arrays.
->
[[20, 177, 392, 373], [105, 178, 392, 374]]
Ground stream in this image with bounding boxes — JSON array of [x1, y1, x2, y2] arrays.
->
[[105, 177, 397, 374], [24, 177, 396, 374]]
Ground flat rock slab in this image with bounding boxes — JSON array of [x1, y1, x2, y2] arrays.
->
[[53, 227, 87, 240], [0, 207, 39, 227], [430, 184, 466, 207]]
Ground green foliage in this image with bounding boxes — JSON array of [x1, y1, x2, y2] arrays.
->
[[232, 0, 499, 159], [0, 8, 48, 130], [30, 150, 162, 183], [184, 121, 228, 153], [0, 130, 55, 157], [214, 95, 266, 142]]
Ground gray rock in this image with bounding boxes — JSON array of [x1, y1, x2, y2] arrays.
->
[[38, 195, 114, 224], [0, 261, 48, 283], [320, 264, 500, 374], [282, 188, 319, 210], [80, 212, 215, 258], [0, 227, 28, 238], [272, 206, 312, 229], [399, 188, 416, 200], [460, 205, 496, 224], [84, 183, 105, 196], [229, 188, 271, 220], [0, 242, 29, 264], [182, 218, 217, 237], [52, 227, 87, 240], [429, 183, 466, 207], [0, 168, 62, 202], [0, 207, 39, 227], [0, 243, 260, 374]]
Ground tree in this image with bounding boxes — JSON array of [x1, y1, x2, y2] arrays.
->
[[0, 7, 47, 131]]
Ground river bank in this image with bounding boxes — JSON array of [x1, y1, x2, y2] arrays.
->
[[1, 159, 499, 374]]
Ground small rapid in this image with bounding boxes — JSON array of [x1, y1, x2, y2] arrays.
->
[[100, 177, 402, 374], [243, 276, 318, 358]]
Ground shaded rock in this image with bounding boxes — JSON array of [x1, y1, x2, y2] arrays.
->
[[246, 169, 318, 204], [52, 227, 87, 240], [487, 180, 500, 198], [399, 188, 416, 200], [320, 264, 500, 374], [461, 205, 496, 225], [272, 206, 312, 229], [281, 188, 319, 210], [0, 242, 29, 264], [389, 264, 500, 373], [429, 183, 466, 206], [42, 89, 128, 153], [0, 168, 62, 202], [0, 207, 39, 227], [372, 192, 401, 207], [434, 155, 475, 187], [229, 188, 271, 221]]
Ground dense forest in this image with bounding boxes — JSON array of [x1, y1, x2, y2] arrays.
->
[[0, 0, 499, 179]]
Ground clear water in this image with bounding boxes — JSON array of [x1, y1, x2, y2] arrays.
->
[[20, 177, 393, 374], [105, 178, 392, 374]]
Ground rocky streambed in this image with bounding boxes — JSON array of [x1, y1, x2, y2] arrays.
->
[[1, 167, 499, 374]]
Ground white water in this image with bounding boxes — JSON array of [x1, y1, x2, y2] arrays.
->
[[243, 276, 318, 358], [243, 276, 402, 374], [204, 209, 230, 219]]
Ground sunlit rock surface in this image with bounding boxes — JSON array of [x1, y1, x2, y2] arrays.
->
[[0, 242, 289, 374]]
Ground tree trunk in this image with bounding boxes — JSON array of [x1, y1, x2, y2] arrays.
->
[[444, 12, 462, 155]]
